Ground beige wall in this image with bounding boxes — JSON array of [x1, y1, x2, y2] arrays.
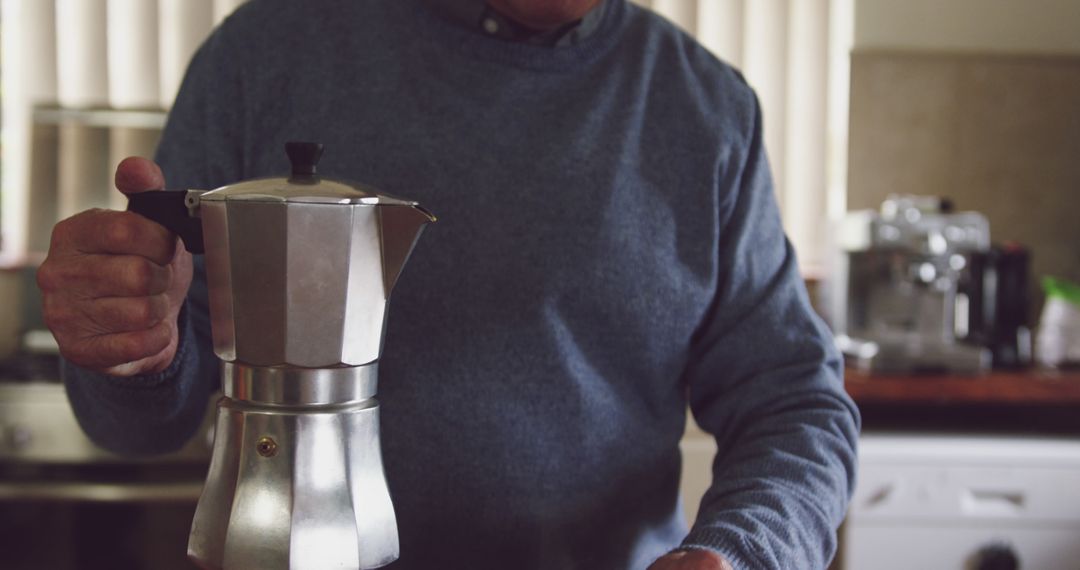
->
[[848, 52, 1080, 289], [847, 2, 1080, 312], [855, 0, 1080, 55]]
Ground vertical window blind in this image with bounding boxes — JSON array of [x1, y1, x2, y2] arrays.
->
[[2, 0, 852, 273], [633, 0, 853, 275], [1, 0, 238, 261]]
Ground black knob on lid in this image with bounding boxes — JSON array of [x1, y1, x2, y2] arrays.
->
[[971, 543, 1019, 570], [285, 141, 324, 178]]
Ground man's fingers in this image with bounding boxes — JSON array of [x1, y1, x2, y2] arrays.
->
[[53, 210, 175, 264], [42, 293, 169, 337], [85, 295, 170, 334], [115, 156, 166, 195], [59, 320, 173, 372], [38, 254, 172, 298]]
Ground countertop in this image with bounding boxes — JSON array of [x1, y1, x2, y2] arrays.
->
[[845, 368, 1080, 435]]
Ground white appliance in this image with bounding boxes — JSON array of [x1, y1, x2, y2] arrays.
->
[[844, 434, 1080, 570]]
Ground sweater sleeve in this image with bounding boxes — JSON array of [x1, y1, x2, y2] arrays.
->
[[678, 96, 860, 569], [62, 22, 245, 456]]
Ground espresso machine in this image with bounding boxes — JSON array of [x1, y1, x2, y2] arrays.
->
[[832, 195, 1024, 374], [129, 142, 435, 569]]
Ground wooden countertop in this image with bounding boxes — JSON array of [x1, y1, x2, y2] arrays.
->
[[845, 369, 1080, 406]]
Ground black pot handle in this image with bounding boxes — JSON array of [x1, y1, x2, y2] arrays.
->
[[127, 191, 205, 254]]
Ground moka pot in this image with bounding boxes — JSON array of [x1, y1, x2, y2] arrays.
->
[[128, 142, 436, 569]]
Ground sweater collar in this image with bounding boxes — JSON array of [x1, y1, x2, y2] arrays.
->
[[410, 0, 628, 72], [422, 0, 606, 47]]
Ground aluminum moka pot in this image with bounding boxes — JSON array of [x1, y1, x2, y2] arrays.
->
[[129, 142, 436, 569]]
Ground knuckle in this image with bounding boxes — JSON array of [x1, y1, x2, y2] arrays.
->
[[123, 258, 155, 295], [40, 296, 70, 329], [49, 220, 70, 249], [38, 258, 87, 294], [129, 298, 157, 328], [104, 216, 138, 250], [51, 211, 96, 250], [41, 304, 62, 331], [149, 294, 170, 320], [36, 264, 57, 291]]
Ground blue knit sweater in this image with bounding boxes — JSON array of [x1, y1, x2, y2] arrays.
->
[[63, 1, 859, 568]]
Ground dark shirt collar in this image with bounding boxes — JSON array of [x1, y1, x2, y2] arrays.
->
[[423, 0, 606, 47]]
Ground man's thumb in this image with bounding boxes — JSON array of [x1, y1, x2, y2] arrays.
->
[[115, 156, 166, 195]]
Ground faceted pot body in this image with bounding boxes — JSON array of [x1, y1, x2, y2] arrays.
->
[[199, 200, 429, 367]]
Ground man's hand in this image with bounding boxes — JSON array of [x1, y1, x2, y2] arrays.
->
[[648, 549, 734, 570], [38, 157, 193, 377]]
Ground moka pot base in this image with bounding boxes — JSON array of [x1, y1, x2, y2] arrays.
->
[[187, 362, 398, 570]]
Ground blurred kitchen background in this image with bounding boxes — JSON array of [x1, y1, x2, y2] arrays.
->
[[0, 0, 1078, 569]]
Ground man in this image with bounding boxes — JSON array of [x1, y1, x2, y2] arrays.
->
[[37, 0, 859, 568]]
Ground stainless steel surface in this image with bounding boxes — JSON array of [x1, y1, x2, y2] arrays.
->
[[223, 362, 378, 406], [3, 142, 436, 569], [189, 367, 397, 570], [199, 176, 422, 206], [185, 143, 430, 570], [195, 182, 434, 368]]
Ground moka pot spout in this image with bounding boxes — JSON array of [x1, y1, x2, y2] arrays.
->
[[379, 204, 437, 296]]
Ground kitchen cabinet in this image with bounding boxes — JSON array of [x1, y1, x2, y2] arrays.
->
[[845, 434, 1080, 570], [845, 369, 1080, 407], [680, 370, 1080, 569], [840, 370, 1080, 570], [0, 382, 214, 570]]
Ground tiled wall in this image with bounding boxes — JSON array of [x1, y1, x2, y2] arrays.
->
[[848, 50, 1080, 312]]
